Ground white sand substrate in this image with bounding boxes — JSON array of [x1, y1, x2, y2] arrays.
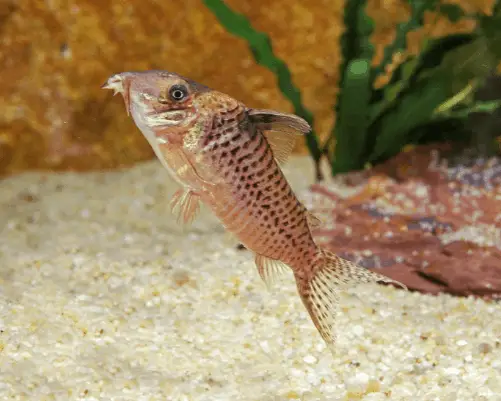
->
[[0, 156, 500, 401]]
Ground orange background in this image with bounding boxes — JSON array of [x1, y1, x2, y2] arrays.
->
[[0, 0, 495, 176]]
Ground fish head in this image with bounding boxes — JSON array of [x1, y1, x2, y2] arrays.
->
[[102, 70, 211, 133]]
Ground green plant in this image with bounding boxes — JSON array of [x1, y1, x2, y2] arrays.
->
[[204, 0, 501, 180], [331, 0, 501, 173]]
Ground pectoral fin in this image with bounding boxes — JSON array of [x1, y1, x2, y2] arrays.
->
[[170, 188, 201, 225], [158, 143, 218, 188]]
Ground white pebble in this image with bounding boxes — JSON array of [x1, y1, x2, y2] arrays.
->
[[363, 393, 386, 401], [303, 355, 317, 364], [444, 367, 461, 376], [260, 340, 271, 354], [352, 325, 364, 336], [346, 372, 369, 392]]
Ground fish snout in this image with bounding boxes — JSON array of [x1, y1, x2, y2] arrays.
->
[[102, 72, 132, 116], [101, 73, 125, 94]]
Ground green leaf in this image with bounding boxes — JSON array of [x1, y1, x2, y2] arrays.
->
[[329, 0, 375, 163], [369, 78, 449, 162], [434, 80, 478, 115], [439, 36, 498, 95], [438, 3, 466, 23], [436, 100, 501, 119], [332, 58, 372, 174], [475, 13, 501, 62], [370, 33, 475, 124], [373, 0, 439, 78], [336, 0, 374, 115], [203, 0, 322, 163], [409, 117, 472, 147], [493, 0, 501, 16], [411, 33, 475, 81], [369, 58, 416, 123]]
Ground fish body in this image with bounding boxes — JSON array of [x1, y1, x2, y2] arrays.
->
[[103, 70, 403, 345]]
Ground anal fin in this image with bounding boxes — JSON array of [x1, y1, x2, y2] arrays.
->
[[255, 254, 290, 288]]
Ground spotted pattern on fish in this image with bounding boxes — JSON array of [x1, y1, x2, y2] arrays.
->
[[196, 104, 316, 268], [103, 69, 407, 347]]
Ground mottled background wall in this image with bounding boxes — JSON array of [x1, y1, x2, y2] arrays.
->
[[0, 0, 495, 176]]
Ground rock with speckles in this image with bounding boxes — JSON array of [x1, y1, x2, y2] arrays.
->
[[310, 144, 501, 298]]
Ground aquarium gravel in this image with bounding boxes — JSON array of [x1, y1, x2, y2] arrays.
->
[[1, 156, 500, 401]]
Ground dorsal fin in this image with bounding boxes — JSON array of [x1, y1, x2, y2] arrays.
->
[[247, 109, 311, 166], [247, 109, 311, 134]]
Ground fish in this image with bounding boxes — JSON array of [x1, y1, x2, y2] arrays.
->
[[102, 70, 404, 345]]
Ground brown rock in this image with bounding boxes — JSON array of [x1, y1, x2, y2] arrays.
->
[[420, 242, 501, 297], [310, 145, 501, 298], [0, 0, 489, 176], [369, 264, 447, 295]]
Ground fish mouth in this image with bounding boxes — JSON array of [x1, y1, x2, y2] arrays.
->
[[101, 73, 126, 96], [102, 73, 132, 116], [145, 110, 188, 127]]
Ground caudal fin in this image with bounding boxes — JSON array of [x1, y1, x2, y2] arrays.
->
[[294, 249, 406, 345]]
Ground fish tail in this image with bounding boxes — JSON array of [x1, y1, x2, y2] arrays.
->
[[293, 248, 406, 345]]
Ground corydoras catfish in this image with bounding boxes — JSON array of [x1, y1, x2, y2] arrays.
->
[[102, 70, 403, 345]]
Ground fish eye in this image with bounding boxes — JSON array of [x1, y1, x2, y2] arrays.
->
[[169, 84, 188, 101]]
